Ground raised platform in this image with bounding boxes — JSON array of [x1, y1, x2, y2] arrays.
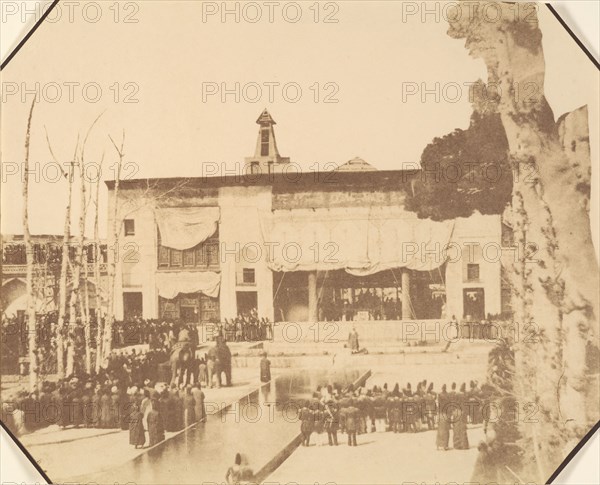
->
[[270, 319, 463, 345]]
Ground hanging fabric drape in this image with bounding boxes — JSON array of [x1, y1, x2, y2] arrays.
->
[[155, 207, 220, 250], [156, 271, 221, 299], [260, 207, 454, 274]]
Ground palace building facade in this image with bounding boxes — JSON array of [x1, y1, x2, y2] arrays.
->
[[108, 110, 512, 325]]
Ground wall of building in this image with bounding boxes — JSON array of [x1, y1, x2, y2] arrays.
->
[[219, 185, 274, 320], [110, 181, 504, 324], [445, 213, 503, 320], [108, 186, 219, 320]]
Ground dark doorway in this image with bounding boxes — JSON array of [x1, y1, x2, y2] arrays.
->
[[236, 291, 257, 316], [180, 306, 198, 323], [123, 292, 143, 320], [463, 288, 485, 320]]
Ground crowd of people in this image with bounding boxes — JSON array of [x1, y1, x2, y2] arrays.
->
[[111, 310, 273, 350], [1, 312, 90, 376], [313, 290, 402, 322], [296, 379, 491, 449], [0, 331, 236, 440], [1, 345, 172, 436], [219, 310, 273, 342], [113, 319, 200, 349]]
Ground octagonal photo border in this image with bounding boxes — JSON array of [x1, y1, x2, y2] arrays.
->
[[0, 1, 598, 484]]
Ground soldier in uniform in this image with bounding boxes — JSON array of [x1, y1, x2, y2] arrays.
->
[[299, 400, 314, 446], [324, 399, 339, 446], [425, 383, 437, 430], [341, 398, 359, 446]]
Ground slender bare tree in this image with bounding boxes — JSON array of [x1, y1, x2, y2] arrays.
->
[[22, 99, 38, 391], [76, 113, 104, 374], [93, 154, 105, 373], [45, 130, 77, 378], [102, 132, 124, 361]]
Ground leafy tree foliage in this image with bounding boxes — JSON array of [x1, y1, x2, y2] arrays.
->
[[405, 110, 512, 221]]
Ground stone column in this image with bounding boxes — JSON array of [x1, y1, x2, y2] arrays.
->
[[307, 271, 318, 322], [401, 269, 412, 319]]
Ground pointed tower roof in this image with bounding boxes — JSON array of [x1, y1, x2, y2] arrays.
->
[[244, 109, 290, 170], [256, 109, 276, 126]]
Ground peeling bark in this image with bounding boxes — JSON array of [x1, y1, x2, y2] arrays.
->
[[447, 1, 599, 479]]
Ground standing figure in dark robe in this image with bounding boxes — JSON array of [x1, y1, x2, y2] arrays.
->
[[206, 349, 216, 388], [436, 384, 450, 450], [348, 327, 359, 353], [147, 400, 165, 447], [342, 399, 359, 446], [259, 352, 271, 383], [173, 386, 184, 431], [387, 396, 399, 433], [110, 386, 121, 428], [469, 380, 483, 425], [372, 392, 387, 432], [81, 382, 94, 428], [191, 383, 206, 423], [453, 383, 470, 450], [91, 384, 101, 428], [99, 388, 112, 428], [312, 400, 326, 446], [128, 403, 145, 448], [182, 386, 196, 428], [164, 385, 179, 432], [299, 401, 314, 446]]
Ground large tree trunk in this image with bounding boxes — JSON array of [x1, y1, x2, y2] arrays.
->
[[448, 2, 599, 480], [22, 100, 38, 392]]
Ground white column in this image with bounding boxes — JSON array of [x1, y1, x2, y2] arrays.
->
[[308, 271, 318, 322], [401, 269, 412, 319]]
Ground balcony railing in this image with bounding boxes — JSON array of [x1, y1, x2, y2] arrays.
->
[[1, 263, 108, 275]]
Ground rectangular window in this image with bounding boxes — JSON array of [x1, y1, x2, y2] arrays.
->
[[242, 268, 256, 284], [195, 245, 206, 267], [158, 246, 170, 267], [467, 263, 480, 282], [251, 161, 260, 174], [170, 249, 182, 267], [207, 242, 219, 267], [158, 227, 219, 270], [183, 249, 195, 267], [261, 129, 269, 156], [124, 219, 135, 236]]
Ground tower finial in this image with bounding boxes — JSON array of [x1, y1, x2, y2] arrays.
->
[[244, 110, 290, 173], [256, 109, 276, 126]]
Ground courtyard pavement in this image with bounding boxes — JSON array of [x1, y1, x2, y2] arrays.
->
[[16, 367, 267, 482]]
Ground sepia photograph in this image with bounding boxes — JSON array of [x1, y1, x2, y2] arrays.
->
[[0, 1, 599, 484]]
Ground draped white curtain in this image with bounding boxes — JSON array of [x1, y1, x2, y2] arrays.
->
[[156, 271, 221, 299], [260, 207, 454, 274], [155, 207, 220, 250]]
